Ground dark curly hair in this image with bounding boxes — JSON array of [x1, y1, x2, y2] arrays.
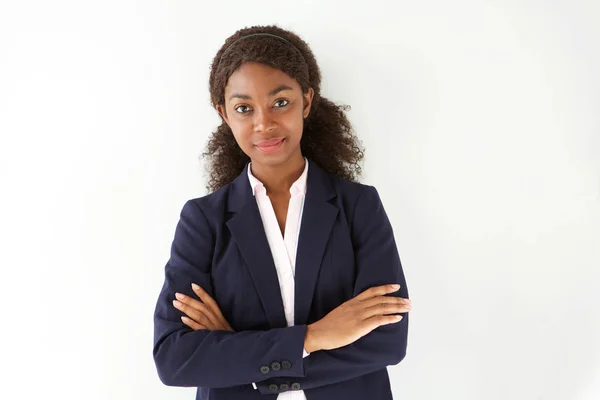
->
[[202, 24, 364, 193]]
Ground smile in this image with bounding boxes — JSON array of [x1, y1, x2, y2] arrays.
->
[[255, 138, 285, 153]]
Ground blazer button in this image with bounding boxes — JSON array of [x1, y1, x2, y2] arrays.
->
[[281, 360, 292, 369], [271, 361, 281, 371], [260, 365, 270, 374], [269, 384, 278, 392], [291, 383, 301, 390], [280, 384, 289, 391]]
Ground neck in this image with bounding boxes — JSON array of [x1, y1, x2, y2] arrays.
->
[[250, 153, 306, 196]]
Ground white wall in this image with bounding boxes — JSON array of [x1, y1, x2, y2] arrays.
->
[[1, 1, 599, 399]]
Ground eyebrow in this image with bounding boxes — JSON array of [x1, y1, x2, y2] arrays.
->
[[228, 84, 294, 101]]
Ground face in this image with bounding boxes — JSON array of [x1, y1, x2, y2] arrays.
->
[[217, 62, 314, 168]]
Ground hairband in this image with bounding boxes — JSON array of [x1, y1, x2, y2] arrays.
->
[[217, 33, 308, 71]]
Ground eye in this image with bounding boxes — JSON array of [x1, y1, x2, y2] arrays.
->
[[274, 99, 289, 108], [234, 105, 251, 114]]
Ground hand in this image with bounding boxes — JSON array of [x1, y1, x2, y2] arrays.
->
[[305, 284, 410, 352], [172, 283, 235, 332]]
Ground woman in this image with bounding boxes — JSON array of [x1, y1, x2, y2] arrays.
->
[[153, 25, 411, 400]]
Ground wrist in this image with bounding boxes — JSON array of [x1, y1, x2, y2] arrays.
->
[[304, 323, 321, 353]]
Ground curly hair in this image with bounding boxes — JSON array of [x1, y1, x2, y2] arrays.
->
[[202, 24, 364, 193]]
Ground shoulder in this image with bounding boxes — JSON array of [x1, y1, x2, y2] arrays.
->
[[324, 175, 395, 241], [324, 170, 381, 208], [320, 170, 387, 230], [177, 182, 233, 227], [186, 183, 230, 209]]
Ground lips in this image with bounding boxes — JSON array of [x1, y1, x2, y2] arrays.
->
[[255, 138, 285, 153], [255, 138, 284, 147]]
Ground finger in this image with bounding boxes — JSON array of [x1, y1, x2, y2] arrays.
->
[[181, 316, 206, 331], [361, 302, 411, 320], [177, 292, 230, 331], [355, 284, 400, 301], [364, 314, 404, 332], [173, 299, 216, 330], [361, 296, 411, 310], [176, 292, 221, 328], [191, 283, 224, 317], [191, 283, 231, 329], [191, 283, 218, 309]]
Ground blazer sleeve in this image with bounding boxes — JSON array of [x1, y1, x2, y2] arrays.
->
[[255, 185, 409, 395], [153, 199, 309, 388]]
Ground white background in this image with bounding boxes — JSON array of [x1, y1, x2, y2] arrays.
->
[[1, 1, 599, 399]]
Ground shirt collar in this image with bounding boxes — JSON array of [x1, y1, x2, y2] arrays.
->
[[247, 157, 309, 197]]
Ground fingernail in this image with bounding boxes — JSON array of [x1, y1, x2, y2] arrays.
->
[[192, 283, 200, 291], [395, 315, 403, 320], [175, 293, 185, 300], [391, 284, 400, 290], [173, 300, 182, 307]]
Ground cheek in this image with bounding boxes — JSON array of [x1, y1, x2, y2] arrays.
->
[[229, 122, 252, 147], [280, 112, 304, 138]]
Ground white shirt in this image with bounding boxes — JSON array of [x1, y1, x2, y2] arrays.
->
[[248, 157, 310, 399]]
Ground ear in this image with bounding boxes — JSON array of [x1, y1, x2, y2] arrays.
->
[[216, 104, 230, 126], [303, 87, 314, 119]]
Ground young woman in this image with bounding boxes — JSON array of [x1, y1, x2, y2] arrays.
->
[[153, 25, 411, 400]]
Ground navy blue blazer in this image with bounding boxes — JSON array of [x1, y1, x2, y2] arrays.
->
[[153, 159, 409, 399]]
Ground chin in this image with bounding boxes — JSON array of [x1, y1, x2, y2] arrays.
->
[[254, 152, 290, 166]]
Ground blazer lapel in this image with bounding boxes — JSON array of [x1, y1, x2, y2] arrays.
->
[[226, 163, 288, 329], [294, 161, 338, 326], [225, 159, 339, 329]]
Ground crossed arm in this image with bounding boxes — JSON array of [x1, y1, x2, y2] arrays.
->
[[153, 185, 409, 393]]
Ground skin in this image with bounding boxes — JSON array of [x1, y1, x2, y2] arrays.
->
[[217, 62, 314, 235], [172, 61, 412, 352]]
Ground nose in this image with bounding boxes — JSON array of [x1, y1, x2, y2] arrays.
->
[[252, 108, 276, 133]]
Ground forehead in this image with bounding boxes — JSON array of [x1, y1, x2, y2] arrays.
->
[[224, 62, 300, 97]]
